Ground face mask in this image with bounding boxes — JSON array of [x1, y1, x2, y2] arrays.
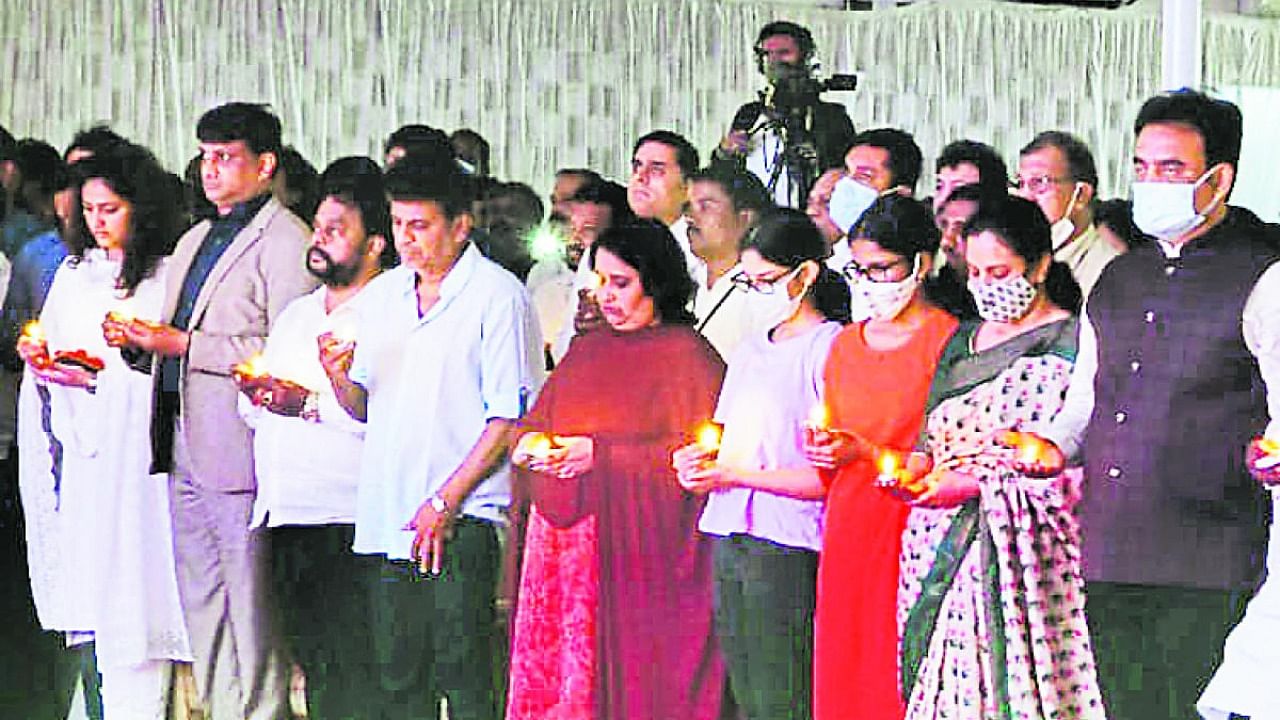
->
[[853, 255, 921, 321], [968, 273, 1037, 323], [1049, 184, 1082, 251], [829, 176, 880, 235], [1132, 166, 1219, 241], [753, 266, 807, 329]]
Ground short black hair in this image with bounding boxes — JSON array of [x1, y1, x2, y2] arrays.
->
[[383, 156, 476, 219], [850, 128, 924, 192], [570, 178, 635, 226], [556, 168, 601, 184], [1020, 130, 1099, 187], [12, 139, 67, 213], [449, 128, 491, 177], [591, 220, 696, 326], [384, 124, 452, 162], [755, 21, 815, 63], [686, 165, 774, 214], [937, 182, 1004, 213], [632, 131, 700, 179], [935, 139, 1009, 195], [0, 124, 15, 163], [276, 146, 320, 222], [66, 125, 127, 162], [319, 156, 395, 267], [1134, 88, 1243, 170], [197, 103, 283, 157]]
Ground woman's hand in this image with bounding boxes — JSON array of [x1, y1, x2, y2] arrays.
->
[[803, 426, 875, 470], [19, 336, 97, 389], [909, 469, 980, 508], [672, 442, 734, 495], [524, 435, 593, 479], [995, 430, 1066, 478]]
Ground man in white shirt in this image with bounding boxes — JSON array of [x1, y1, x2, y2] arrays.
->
[[1043, 89, 1280, 720], [685, 166, 773, 359], [320, 157, 541, 720], [236, 157, 391, 720], [1015, 131, 1121, 297], [627, 130, 700, 271]]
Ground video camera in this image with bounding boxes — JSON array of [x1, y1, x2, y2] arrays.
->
[[763, 61, 858, 115]]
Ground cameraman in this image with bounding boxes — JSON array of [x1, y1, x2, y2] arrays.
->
[[712, 21, 856, 209]]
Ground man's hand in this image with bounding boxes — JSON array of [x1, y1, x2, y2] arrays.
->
[[718, 130, 750, 157], [317, 332, 355, 383], [405, 500, 454, 576], [236, 374, 310, 417], [115, 319, 189, 357]]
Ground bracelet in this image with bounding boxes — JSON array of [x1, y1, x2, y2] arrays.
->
[[300, 391, 320, 422]]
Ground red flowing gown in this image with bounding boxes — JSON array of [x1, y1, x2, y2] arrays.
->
[[507, 325, 727, 720], [813, 307, 956, 720]]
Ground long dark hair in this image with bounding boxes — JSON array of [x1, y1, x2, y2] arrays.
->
[[590, 219, 696, 326], [68, 142, 179, 294], [743, 207, 851, 324], [962, 195, 1082, 314]]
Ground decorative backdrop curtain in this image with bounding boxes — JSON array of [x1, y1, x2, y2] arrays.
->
[[3, 0, 1279, 199]]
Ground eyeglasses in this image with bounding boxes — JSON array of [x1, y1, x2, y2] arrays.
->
[[1013, 175, 1073, 195], [730, 266, 801, 295], [842, 254, 919, 284]]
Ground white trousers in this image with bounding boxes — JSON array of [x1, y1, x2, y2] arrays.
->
[[99, 659, 171, 720]]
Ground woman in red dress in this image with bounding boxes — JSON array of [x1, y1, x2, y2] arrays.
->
[[506, 220, 726, 720], [807, 196, 959, 720]]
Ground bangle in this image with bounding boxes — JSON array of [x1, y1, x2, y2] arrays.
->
[[300, 391, 320, 422]]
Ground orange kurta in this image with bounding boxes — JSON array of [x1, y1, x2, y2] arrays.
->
[[813, 306, 956, 720]]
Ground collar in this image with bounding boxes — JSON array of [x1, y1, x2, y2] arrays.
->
[[212, 193, 271, 228], [400, 243, 480, 322]]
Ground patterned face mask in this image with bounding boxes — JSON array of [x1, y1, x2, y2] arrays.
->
[[967, 273, 1037, 323]]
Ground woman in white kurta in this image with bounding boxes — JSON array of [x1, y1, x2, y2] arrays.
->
[[18, 142, 190, 719]]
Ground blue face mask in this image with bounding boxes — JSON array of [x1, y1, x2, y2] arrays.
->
[[828, 176, 880, 235]]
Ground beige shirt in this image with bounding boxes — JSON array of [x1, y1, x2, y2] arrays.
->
[[1055, 223, 1121, 300]]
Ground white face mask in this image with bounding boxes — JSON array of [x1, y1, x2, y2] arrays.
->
[[853, 255, 921, 322], [753, 266, 807, 330], [968, 273, 1037, 323], [1132, 166, 1219, 241], [1050, 184, 1082, 251], [829, 176, 880, 235]]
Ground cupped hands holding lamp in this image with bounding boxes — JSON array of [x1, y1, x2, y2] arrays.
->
[[506, 220, 727, 720], [17, 141, 191, 719], [669, 207, 851, 720]]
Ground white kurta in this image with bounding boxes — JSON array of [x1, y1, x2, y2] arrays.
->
[[18, 250, 191, 668]]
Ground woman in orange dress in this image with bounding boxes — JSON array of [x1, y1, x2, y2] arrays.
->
[[807, 196, 958, 720]]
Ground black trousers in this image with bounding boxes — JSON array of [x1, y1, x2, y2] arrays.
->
[[365, 517, 499, 720], [713, 534, 817, 720], [270, 523, 376, 720], [1086, 581, 1248, 720]]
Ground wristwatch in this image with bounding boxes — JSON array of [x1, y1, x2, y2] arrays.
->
[[428, 493, 451, 515]]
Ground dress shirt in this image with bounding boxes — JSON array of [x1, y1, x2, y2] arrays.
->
[[691, 262, 757, 360], [160, 194, 270, 393], [349, 245, 542, 559], [241, 285, 370, 529], [1054, 223, 1120, 300], [1045, 238, 1280, 461]]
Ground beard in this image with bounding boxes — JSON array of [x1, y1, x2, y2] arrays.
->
[[307, 246, 363, 287]]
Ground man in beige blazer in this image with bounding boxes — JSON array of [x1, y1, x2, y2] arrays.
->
[[118, 103, 317, 720]]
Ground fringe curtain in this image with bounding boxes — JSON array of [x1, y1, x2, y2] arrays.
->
[[2, 0, 1278, 198]]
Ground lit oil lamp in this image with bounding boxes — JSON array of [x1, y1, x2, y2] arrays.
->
[[999, 430, 1065, 477], [585, 271, 605, 292], [805, 402, 829, 431], [21, 320, 45, 344], [874, 449, 905, 488], [233, 352, 268, 379], [696, 421, 723, 455], [328, 318, 357, 345], [524, 432, 561, 459], [1256, 437, 1280, 471]]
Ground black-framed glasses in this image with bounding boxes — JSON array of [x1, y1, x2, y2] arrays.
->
[[842, 254, 918, 284], [1013, 175, 1073, 195], [730, 266, 801, 295]]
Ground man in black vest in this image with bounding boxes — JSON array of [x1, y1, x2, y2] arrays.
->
[[1048, 89, 1280, 719], [712, 21, 855, 210]]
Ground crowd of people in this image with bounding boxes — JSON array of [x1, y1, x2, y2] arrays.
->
[[0, 17, 1278, 720]]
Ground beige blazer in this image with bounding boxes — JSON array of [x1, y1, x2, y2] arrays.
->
[[153, 197, 318, 491]]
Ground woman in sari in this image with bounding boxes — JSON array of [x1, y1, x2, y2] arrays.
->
[[897, 196, 1104, 719], [805, 195, 959, 720], [506, 220, 726, 720], [17, 141, 191, 718]]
